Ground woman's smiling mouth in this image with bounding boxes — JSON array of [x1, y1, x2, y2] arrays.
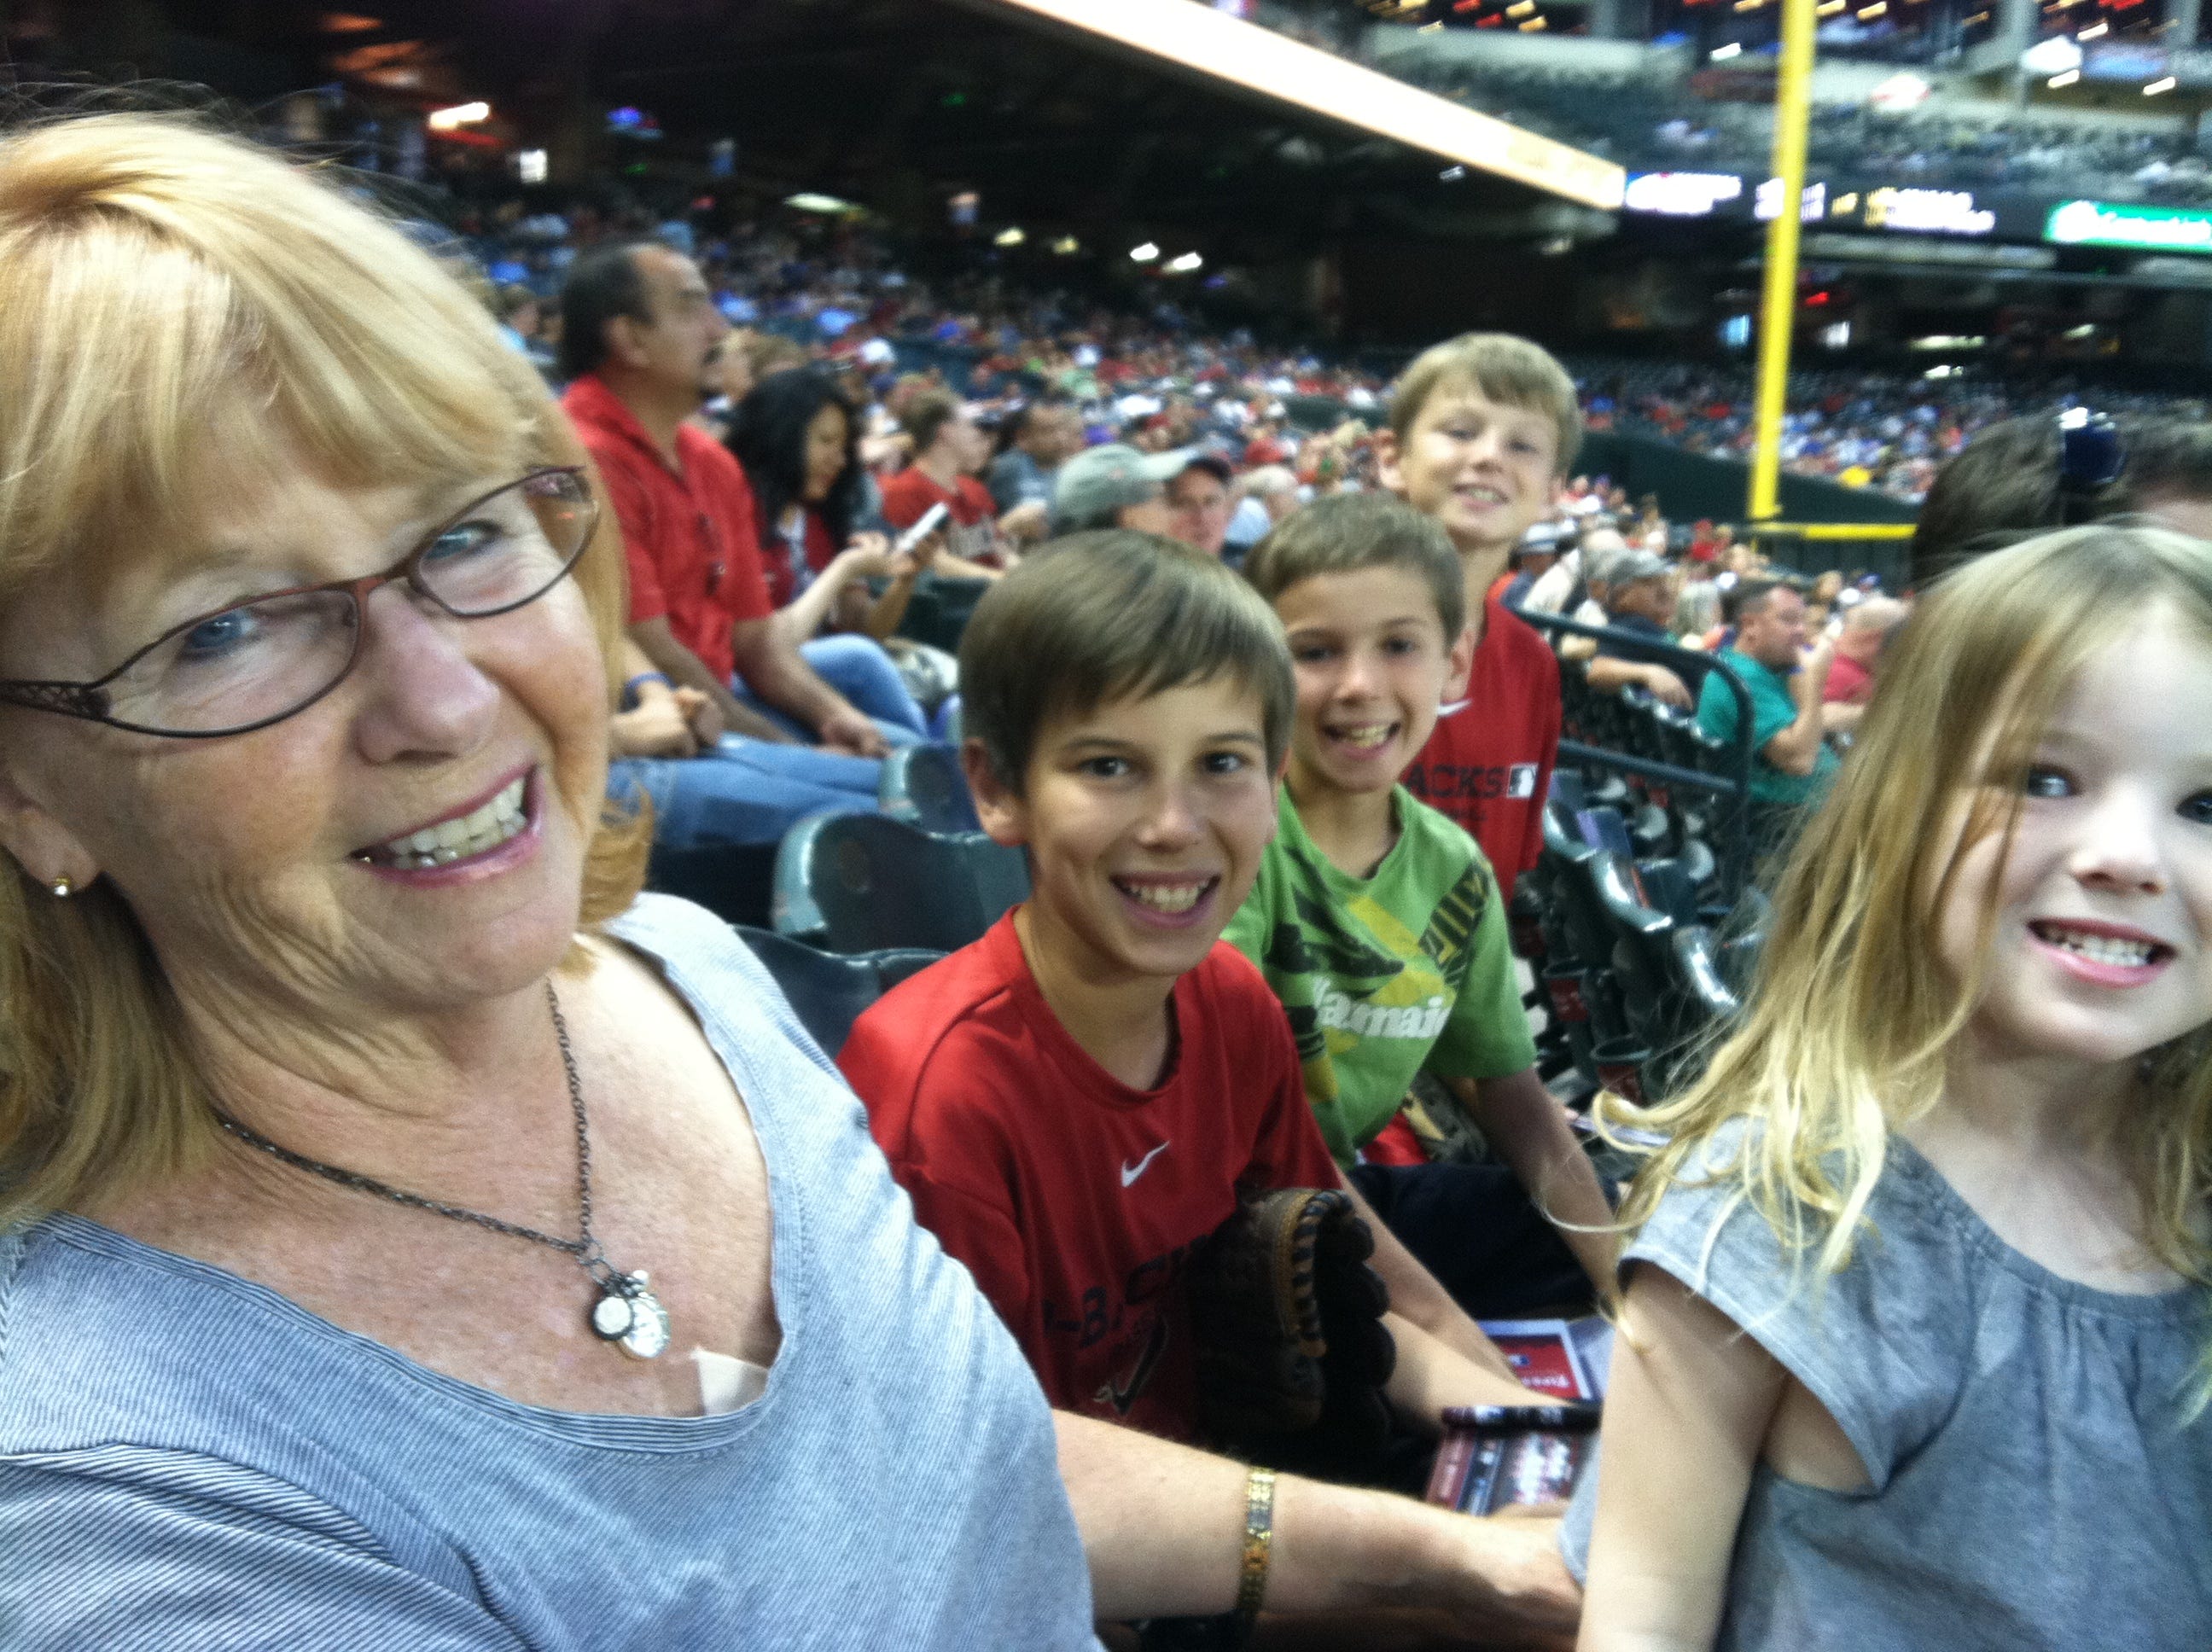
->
[[354, 772, 531, 871]]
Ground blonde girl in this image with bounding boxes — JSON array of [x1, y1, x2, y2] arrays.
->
[[1573, 524, 2212, 1651]]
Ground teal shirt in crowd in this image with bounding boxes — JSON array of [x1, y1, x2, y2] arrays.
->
[[1697, 648, 1838, 806]]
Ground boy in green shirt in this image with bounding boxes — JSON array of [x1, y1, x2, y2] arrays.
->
[[1229, 494, 1615, 1313]]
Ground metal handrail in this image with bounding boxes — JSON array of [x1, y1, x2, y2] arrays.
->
[[1511, 606, 1761, 893]]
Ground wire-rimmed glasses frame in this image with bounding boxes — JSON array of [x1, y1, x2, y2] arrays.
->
[[0, 466, 598, 740]]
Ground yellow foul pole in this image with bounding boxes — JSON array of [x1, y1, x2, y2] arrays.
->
[[1749, 0, 1818, 523]]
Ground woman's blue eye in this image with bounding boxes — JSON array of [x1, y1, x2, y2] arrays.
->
[[2022, 765, 2074, 800], [176, 608, 259, 661], [423, 521, 502, 564]]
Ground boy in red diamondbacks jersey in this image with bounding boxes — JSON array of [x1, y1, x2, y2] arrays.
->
[[840, 533, 1539, 1444], [1378, 334, 1580, 890], [876, 389, 1012, 578]]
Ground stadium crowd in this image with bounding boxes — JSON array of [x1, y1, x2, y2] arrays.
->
[[460, 189, 2212, 516], [0, 103, 2206, 1652], [1381, 54, 2212, 206]]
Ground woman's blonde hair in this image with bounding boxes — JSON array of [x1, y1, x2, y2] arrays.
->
[[0, 113, 649, 1224], [1604, 523, 2212, 1300]]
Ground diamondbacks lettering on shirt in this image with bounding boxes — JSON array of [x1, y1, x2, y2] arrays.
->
[[1093, 1313, 1171, 1417], [1042, 1241, 1194, 1416], [1405, 761, 1536, 803]]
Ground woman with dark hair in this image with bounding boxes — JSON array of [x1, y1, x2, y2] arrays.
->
[[726, 369, 934, 742]]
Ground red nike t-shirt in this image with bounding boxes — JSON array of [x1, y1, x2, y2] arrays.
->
[[1404, 591, 1561, 886], [839, 911, 1340, 1441]]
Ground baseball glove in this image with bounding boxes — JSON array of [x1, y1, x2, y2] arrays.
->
[[1185, 1187, 1396, 1465]]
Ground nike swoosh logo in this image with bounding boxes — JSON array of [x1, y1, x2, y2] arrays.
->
[[1120, 1142, 1170, 1187]]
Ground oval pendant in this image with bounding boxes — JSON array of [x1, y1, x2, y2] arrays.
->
[[590, 1291, 636, 1341], [614, 1272, 671, 1359]]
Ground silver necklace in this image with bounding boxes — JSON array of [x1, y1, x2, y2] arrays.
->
[[210, 981, 671, 1359]]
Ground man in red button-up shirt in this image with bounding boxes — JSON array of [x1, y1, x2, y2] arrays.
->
[[560, 241, 885, 758]]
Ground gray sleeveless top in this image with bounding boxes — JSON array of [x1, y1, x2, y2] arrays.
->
[[1563, 1120, 2212, 1650], [0, 893, 1099, 1649]]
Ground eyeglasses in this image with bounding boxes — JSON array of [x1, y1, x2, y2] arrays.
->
[[0, 467, 597, 739]]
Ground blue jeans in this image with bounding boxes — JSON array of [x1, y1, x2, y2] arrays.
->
[[612, 735, 879, 850], [734, 634, 928, 746]]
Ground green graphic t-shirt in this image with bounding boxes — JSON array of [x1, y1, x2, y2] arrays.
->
[[1225, 786, 1538, 1167]]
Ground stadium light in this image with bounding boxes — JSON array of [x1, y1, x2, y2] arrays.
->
[[1166, 252, 1204, 272], [1053, 236, 1081, 254], [1712, 42, 1743, 58], [1856, 3, 1887, 18], [515, 148, 548, 184], [2078, 19, 2108, 36], [426, 102, 490, 131], [2147, 76, 2178, 95], [994, 227, 1027, 246], [981, 0, 1623, 210], [1131, 242, 1161, 262], [786, 192, 857, 213], [2048, 68, 2081, 88]]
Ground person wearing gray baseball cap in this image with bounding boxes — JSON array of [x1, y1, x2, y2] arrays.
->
[[1582, 546, 1694, 708], [1050, 442, 1188, 536]]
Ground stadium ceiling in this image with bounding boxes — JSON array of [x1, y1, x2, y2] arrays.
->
[[221, 0, 1620, 253]]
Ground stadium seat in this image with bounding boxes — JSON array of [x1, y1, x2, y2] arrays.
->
[[1714, 886, 1773, 994], [772, 811, 1030, 954], [1596, 854, 1674, 1027], [733, 926, 943, 1058], [878, 742, 982, 835], [894, 576, 993, 655], [646, 841, 781, 931], [1669, 924, 1742, 1032]]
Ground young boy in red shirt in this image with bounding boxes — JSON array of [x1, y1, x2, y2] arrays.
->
[[876, 389, 1010, 577], [840, 534, 1536, 1443], [1378, 334, 1580, 890]]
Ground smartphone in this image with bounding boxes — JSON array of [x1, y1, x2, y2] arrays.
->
[[894, 500, 951, 557], [1426, 1404, 1601, 1515]]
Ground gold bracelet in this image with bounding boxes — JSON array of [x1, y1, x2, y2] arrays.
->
[[1235, 1467, 1277, 1627]]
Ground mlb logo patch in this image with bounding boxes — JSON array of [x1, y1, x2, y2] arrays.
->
[[1506, 764, 1540, 800]]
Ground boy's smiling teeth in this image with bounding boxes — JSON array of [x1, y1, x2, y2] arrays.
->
[[358, 777, 528, 870], [1115, 875, 1216, 915], [2030, 922, 2162, 969], [1328, 721, 1396, 752]]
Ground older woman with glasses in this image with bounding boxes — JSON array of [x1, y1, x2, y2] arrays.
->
[[0, 116, 1575, 1651], [0, 113, 1093, 1646]]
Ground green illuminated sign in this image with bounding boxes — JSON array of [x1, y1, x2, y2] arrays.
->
[[2045, 199, 2212, 253]]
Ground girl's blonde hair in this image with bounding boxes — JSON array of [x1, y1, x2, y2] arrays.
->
[[1604, 523, 2212, 1297], [0, 113, 649, 1224]]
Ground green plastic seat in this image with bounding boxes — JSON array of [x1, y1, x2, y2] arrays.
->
[[733, 926, 943, 1057], [878, 743, 982, 835], [771, 811, 1029, 955]]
